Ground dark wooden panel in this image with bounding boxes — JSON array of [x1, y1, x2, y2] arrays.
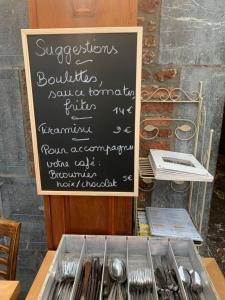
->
[[28, 0, 137, 28], [44, 196, 133, 249], [68, 196, 114, 234], [29, 0, 137, 249]]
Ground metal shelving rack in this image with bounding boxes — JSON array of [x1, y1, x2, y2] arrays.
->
[[136, 81, 213, 236]]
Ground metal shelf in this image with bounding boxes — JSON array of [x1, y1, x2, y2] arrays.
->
[[137, 82, 214, 235], [139, 157, 154, 181]]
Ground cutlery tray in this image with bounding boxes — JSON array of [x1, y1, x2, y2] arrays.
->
[[38, 235, 218, 300]]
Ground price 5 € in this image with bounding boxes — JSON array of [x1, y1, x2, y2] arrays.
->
[[123, 175, 133, 182]]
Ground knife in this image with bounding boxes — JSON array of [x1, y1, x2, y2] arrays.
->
[[80, 261, 92, 300]]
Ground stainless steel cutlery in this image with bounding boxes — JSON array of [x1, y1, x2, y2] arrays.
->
[[41, 236, 214, 300]]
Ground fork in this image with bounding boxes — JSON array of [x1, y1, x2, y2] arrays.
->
[[161, 256, 179, 293], [48, 254, 79, 300], [129, 268, 153, 300]]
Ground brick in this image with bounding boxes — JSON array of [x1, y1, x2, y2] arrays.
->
[[140, 141, 170, 154], [158, 129, 172, 137], [154, 69, 177, 82], [140, 120, 172, 141], [142, 102, 173, 113], [143, 35, 156, 48], [140, 148, 149, 156], [142, 69, 151, 81], [141, 118, 171, 126], [138, 0, 161, 13], [143, 49, 155, 64], [140, 128, 173, 139], [141, 85, 177, 100], [140, 147, 148, 156], [148, 21, 157, 32], [137, 16, 144, 26]]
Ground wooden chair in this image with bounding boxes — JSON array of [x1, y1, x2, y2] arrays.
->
[[0, 218, 21, 280]]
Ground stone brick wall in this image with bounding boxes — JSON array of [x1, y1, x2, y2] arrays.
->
[[138, 0, 179, 156], [0, 1, 47, 298], [138, 0, 225, 240]]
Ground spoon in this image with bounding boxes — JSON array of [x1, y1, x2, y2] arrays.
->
[[109, 258, 126, 283], [190, 270, 203, 299], [178, 266, 192, 300], [108, 258, 127, 299]]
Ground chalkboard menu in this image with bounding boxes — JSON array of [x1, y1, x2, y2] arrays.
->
[[22, 28, 142, 196]]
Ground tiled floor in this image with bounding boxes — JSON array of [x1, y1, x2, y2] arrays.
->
[[206, 154, 225, 275]]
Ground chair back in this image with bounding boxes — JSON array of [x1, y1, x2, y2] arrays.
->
[[0, 218, 21, 280]]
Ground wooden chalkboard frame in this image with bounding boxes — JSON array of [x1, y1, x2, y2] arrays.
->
[[21, 27, 142, 196]]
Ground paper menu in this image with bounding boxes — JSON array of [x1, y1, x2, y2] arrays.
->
[[146, 207, 203, 243]]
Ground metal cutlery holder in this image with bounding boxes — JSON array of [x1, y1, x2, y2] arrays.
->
[[38, 235, 218, 300]]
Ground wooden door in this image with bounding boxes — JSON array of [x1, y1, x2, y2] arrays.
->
[[28, 0, 137, 249]]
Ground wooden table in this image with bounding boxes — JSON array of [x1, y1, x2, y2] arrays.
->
[[203, 258, 225, 299], [26, 251, 225, 300], [0, 281, 20, 300], [26, 251, 55, 300]]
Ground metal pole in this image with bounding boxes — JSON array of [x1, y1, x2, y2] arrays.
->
[[188, 81, 203, 213], [199, 129, 214, 234]]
